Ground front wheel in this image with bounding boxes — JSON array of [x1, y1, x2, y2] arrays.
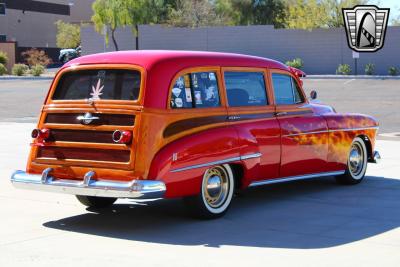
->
[[335, 137, 368, 185], [184, 164, 235, 219], [76, 195, 117, 209]]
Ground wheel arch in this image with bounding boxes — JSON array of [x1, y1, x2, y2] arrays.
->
[[229, 163, 245, 189], [357, 134, 373, 161]]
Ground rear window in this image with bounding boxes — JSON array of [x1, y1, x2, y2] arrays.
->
[[52, 69, 141, 101]]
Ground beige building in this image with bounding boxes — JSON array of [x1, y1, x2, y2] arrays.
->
[[0, 0, 94, 54]]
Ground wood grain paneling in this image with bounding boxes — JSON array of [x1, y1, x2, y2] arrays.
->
[[38, 147, 130, 162], [45, 113, 135, 126]]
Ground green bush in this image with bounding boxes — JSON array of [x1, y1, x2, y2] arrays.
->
[[388, 66, 399, 76], [285, 58, 303, 69], [0, 63, 7, 75], [30, 64, 45, 76], [0, 51, 8, 65], [365, 63, 375, 75], [12, 64, 29, 76], [336, 64, 351, 75]]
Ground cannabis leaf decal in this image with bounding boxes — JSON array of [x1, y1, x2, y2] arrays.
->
[[90, 78, 104, 100]]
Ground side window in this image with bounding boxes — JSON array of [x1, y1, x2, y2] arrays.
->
[[272, 73, 304, 105], [292, 77, 304, 104], [170, 71, 220, 109], [224, 72, 268, 107]]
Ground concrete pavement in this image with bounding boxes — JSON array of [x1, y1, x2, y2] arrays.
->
[[0, 123, 399, 266], [0, 78, 399, 266]]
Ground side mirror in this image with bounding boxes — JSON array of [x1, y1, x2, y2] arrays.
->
[[310, 90, 317, 100]]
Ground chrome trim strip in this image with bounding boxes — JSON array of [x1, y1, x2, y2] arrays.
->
[[170, 153, 262, 173], [240, 152, 263, 160], [11, 170, 166, 199], [329, 126, 379, 132], [249, 171, 345, 187], [284, 126, 379, 137], [283, 130, 328, 137], [170, 157, 240, 173]]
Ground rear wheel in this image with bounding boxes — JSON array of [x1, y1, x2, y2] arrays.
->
[[76, 195, 117, 209], [336, 137, 368, 185], [184, 164, 235, 219]]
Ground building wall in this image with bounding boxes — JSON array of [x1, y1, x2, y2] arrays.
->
[[82, 24, 400, 75], [81, 26, 136, 55], [0, 0, 93, 48]]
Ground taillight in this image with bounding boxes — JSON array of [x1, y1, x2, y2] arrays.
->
[[31, 129, 40, 138], [112, 130, 132, 144], [31, 128, 51, 140]]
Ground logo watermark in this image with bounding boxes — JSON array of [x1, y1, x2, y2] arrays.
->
[[342, 5, 390, 52]]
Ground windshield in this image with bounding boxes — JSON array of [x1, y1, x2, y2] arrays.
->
[[52, 69, 141, 101]]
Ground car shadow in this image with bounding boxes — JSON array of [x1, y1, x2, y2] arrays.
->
[[43, 175, 400, 249]]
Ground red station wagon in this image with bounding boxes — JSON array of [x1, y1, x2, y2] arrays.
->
[[11, 51, 381, 218]]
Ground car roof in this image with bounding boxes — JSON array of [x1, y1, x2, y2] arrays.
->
[[62, 50, 291, 109], [64, 50, 289, 71]]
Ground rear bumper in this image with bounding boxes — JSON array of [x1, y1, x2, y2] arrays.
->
[[10, 169, 166, 199]]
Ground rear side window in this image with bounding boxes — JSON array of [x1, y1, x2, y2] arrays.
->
[[272, 73, 304, 105], [170, 71, 220, 108], [224, 72, 268, 107], [53, 69, 141, 101]]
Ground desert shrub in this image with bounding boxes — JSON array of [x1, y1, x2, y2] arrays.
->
[[12, 64, 29, 76], [336, 64, 351, 75], [285, 58, 303, 69], [0, 51, 8, 65], [0, 63, 7, 75], [388, 66, 399, 76], [21, 48, 52, 67], [31, 64, 45, 76], [365, 63, 375, 75]]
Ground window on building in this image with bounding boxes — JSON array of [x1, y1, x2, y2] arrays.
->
[[224, 72, 268, 107], [0, 3, 5, 15], [272, 73, 304, 105], [170, 71, 220, 108], [0, 35, 6, 42]]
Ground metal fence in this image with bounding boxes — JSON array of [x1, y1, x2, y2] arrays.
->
[[81, 24, 400, 75]]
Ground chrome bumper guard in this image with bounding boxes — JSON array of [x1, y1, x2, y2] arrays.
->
[[369, 151, 381, 164], [10, 168, 166, 199]]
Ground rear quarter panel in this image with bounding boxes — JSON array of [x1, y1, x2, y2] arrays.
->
[[148, 126, 240, 198]]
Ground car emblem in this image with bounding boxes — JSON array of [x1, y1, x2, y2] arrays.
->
[[342, 5, 390, 52], [77, 112, 100, 125]]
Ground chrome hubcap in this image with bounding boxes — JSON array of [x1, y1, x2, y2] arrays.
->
[[203, 166, 229, 208], [349, 142, 364, 176]]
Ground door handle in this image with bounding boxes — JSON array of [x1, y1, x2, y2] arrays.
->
[[228, 115, 241, 121], [275, 112, 288, 117]]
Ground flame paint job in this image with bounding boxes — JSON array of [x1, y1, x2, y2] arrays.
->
[[23, 51, 379, 199]]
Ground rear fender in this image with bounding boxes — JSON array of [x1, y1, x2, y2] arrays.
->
[[148, 126, 240, 198]]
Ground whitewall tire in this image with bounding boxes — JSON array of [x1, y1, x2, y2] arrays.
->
[[336, 137, 368, 185], [184, 164, 235, 219]]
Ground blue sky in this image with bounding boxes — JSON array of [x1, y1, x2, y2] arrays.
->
[[371, 0, 399, 23]]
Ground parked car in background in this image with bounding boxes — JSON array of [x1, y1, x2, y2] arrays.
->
[[58, 46, 81, 64], [11, 50, 381, 218]]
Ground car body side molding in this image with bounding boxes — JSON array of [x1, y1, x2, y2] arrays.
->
[[249, 171, 346, 187]]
